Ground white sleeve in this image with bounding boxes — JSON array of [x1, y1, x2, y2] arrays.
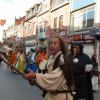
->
[[31, 53, 35, 62], [85, 64, 93, 72], [35, 68, 64, 90]]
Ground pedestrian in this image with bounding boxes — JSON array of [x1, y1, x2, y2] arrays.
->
[[24, 35, 74, 100], [91, 54, 99, 92], [91, 54, 98, 75], [67, 42, 94, 100]]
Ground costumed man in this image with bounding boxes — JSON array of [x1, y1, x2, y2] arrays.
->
[[67, 42, 94, 100], [24, 36, 74, 100]]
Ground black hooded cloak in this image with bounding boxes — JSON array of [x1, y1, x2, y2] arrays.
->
[[67, 42, 94, 100]]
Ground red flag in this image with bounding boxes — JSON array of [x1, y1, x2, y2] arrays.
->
[[0, 19, 6, 26]]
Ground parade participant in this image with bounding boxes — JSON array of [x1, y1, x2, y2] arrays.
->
[[16, 47, 25, 73], [7, 50, 13, 69], [38, 48, 47, 73], [24, 51, 31, 73], [24, 35, 74, 100], [30, 48, 37, 72], [67, 42, 94, 100], [11, 46, 18, 73]]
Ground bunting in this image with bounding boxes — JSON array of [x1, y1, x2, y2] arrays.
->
[[0, 19, 6, 26]]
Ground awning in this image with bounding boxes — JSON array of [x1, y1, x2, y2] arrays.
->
[[67, 28, 100, 36]]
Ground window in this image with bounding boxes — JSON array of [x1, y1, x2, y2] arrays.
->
[[71, 0, 95, 11], [54, 17, 58, 29], [71, 14, 83, 30], [83, 13, 86, 28], [70, 9, 95, 31], [51, 0, 69, 9], [44, 21, 48, 32], [59, 15, 63, 27], [28, 24, 32, 35], [39, 25, 43, 33], [86, 10, 94, 28], [74, 14, 83, 30], [24, 26, 26, 37]]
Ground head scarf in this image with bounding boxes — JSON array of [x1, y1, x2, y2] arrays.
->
[[70, 42, 83, 54]]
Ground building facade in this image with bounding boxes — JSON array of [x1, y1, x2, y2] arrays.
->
[[68, 0, 100, 67], [23, 0, 70, 49], [23, 3, 40, 52], [4, 0, 100, 67]]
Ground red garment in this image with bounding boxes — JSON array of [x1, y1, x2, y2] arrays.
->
[[11, 51, 18, 65]]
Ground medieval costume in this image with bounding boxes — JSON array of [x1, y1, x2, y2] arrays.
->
[[16, 48, 25, 73], [67, 43, 94, 100], [25, 36, 74, 100], [30, 49, 37, 72], [35, 51, 73, 100]]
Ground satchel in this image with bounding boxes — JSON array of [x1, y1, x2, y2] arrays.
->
[[39, 59, 47, 70]]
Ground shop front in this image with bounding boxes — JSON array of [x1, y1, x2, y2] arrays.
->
[[67, 28, 97, 57], [24, 35, 37, 53]]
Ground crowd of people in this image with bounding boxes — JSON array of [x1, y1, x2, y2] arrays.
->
[[2, 35, 100, 100], [6, 45, 47, 74]]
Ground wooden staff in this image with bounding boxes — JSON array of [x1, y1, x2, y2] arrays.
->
[[0, 54, 25, 76], [0, 52, 37, 86]]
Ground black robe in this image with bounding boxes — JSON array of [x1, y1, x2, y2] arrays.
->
[[68, 53, 94, 100]]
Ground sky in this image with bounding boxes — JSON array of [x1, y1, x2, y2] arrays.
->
[[0, 0, 42, 41]]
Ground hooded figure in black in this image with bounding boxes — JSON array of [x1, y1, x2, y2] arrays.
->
[[67, 42, 94, 100]]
